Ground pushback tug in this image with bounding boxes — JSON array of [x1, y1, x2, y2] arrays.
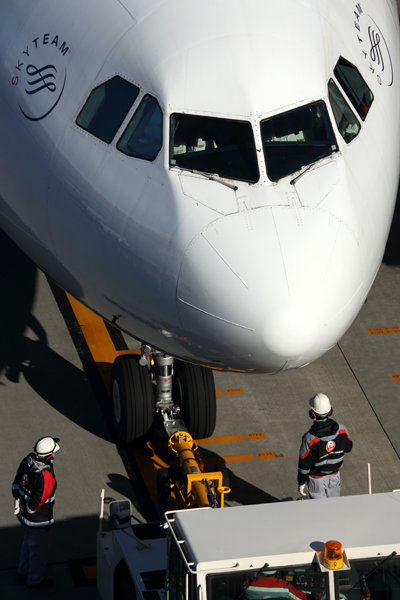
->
[[96, 410, 400, 600]]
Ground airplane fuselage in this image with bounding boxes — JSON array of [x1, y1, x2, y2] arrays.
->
[[0, 0, 399, 372]]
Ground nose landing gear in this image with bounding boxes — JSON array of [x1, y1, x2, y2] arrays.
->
[[110, 349, 216, 444]]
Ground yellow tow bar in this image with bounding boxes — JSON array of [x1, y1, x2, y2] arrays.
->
[[168, 430, 231, 508]]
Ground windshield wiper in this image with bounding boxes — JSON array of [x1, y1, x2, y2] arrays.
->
[[351, 551, 397, 591], [289, 164, 313, 186], [234, 562, 269, 600], [189, 169, 238, 191]]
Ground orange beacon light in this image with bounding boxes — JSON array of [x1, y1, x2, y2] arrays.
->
[[323, 540, 344, 569]]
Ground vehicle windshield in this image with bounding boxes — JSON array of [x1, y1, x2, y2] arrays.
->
[[207, 566, 327, 600], [261, 101, 338, 182], [170, 114, 260, 183], [336, 554, 400, 599]]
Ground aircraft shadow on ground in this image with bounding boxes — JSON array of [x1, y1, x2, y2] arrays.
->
[[200, 448, 283, 506], [103, 472, 156, 523], [383, 178, 400, 265], [0, 228, 113, 443], [0, 515, 99, 578], [0, 228, 37, 379]]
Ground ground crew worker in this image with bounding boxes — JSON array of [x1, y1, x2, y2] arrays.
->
[[244, 573, 309, 600], [298, 394, 352, 499], [12, 436, 60, 588]]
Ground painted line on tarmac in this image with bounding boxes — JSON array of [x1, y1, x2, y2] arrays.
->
[[67, 557, 97, 586], [63, 294, 177, 512], [215, 388, 244, 396], [48, 280, 159, 522], [367, 327, 400, 335], [201, 451, 284, 464], [256, 452, 283, 459], [197, 432, 284, 461], [82, 565, 97, 580], [366, 326, 400, 381], [247, 432, 266, 440], [197, 432, 267, 444], [66, 293, 139, 392], [197, 434, 245, 444], [130, 441, 182, 511]]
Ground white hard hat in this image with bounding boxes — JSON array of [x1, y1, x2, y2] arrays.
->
[[34, 437, 60, 457], [309, 393, 331, 416]]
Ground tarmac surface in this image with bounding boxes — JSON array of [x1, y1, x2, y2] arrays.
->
[[1, 7, 400, 595]]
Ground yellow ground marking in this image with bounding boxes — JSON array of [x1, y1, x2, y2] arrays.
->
[[391, 374, 400, 381], [225, 388, 244, 395], [130, 441, 181, 511], [196, 434, 244, 445], [83, 566, 97, 580], [66, 294, 139, 391], [247, 432, 266, 441], [65, 295, 180, 511], [256, 452, 277, 460], [216, 390, 223, 397], [367, 327, 400, 335]]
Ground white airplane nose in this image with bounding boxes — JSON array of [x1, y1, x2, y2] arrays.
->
[[177, 206, 364, 372], [262, 308, 318, 360]]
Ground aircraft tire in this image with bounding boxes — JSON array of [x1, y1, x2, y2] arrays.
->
[[173, 360, 216, 439], [110, 354, 154, 444]]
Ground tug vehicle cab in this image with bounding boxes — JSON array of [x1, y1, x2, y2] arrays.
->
[[97, 491, 400, 600]]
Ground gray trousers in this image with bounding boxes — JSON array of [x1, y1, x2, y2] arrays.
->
[[18, 525, 52, 585], [308, 472, 341, 499]]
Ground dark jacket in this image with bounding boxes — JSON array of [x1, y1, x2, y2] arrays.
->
[[12, 453, 57, 528], [298, 418, 352, 485]]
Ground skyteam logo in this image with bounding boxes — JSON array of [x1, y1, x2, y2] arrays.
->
[[25, 64, 57, 95], [352, 4, 393, 87], [326, 440, 336, 453], [12, 33, 70, 121]]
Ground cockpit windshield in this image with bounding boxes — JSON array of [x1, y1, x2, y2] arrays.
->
[[170, 114, 260, 183], [207, 566, 327, 600], [261, 101, 338, 182]]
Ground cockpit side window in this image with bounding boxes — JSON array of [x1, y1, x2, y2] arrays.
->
[[76, 76, 140, 143], [117, 95, 163, 161], [328, 79, 361, 144], [260, 101, 338, 182], [334, 56, 374, 121], [170, 114, 260, 183]]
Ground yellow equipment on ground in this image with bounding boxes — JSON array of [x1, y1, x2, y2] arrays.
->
[[158, 408, 231, 509]]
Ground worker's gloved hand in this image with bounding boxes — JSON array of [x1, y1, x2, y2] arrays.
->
[[298, 484, 307, 496], [14, 499, 20, 515]]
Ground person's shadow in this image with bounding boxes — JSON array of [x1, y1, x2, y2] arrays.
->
[[0, 228, 113, 442]]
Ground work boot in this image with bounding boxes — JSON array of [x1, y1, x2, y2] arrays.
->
[[26, 578, 54, 588]]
